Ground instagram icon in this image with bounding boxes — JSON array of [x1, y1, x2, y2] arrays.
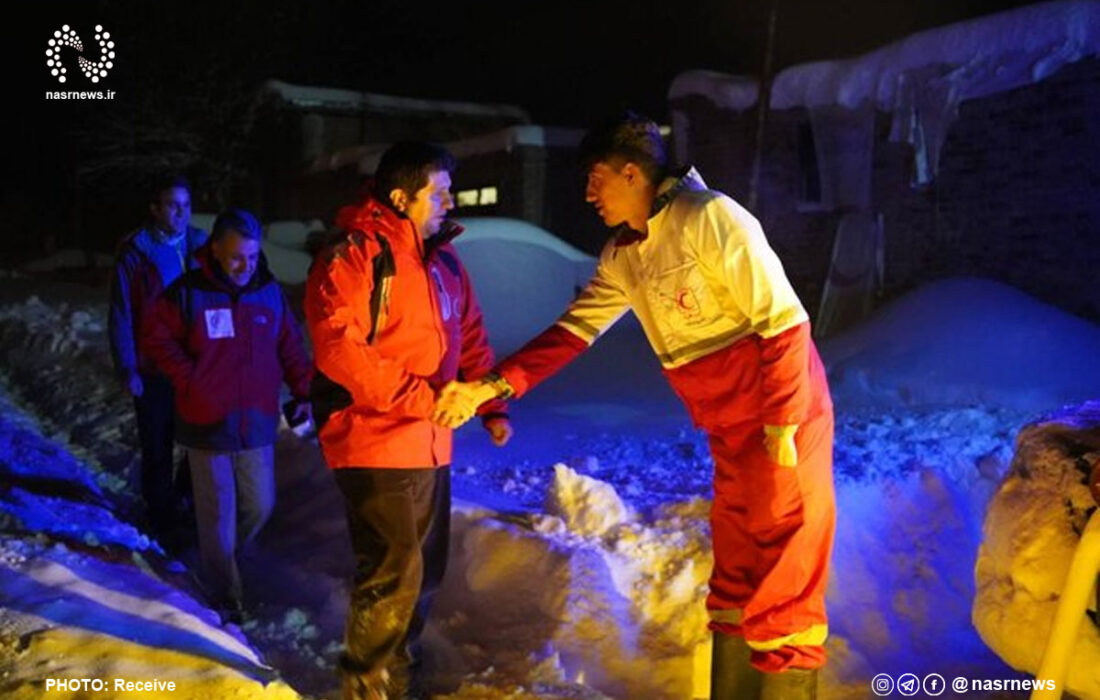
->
[[871, 673, 894, 696]]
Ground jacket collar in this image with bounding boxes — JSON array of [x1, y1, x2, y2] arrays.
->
[[423, 220, 464, 260], [335, 196, 425, 251], [651, 166, 707, 217]]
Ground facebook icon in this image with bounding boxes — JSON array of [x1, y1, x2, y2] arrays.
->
[[923, 673, 946, 696]]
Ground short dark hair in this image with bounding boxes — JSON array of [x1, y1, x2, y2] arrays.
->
[[149, 174, 191, 204], [578, 111, 668, 184], [374, 142, 456, 204], [211, 208, 262, 242]]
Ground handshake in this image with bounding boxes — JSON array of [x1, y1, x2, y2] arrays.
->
[[431, 373, 516, 446]]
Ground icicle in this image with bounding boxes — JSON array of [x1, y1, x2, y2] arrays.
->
[[808, 102, 875, 210], [889, 67, 960, 187]]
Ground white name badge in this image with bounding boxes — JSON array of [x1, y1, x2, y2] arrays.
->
[[204, 308, 235, 339]]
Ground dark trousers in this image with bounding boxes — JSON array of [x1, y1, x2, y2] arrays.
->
[[334, 466, 451, 692], [133, 373, 189, 533]]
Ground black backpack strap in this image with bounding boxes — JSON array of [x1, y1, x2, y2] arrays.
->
[[311, 228, 396, 431], [366, 232, 395, 344]]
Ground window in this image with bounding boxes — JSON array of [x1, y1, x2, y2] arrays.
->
[[456, 186, 499, 208]]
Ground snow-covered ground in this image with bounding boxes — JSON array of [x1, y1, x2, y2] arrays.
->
[[1, 266, 1097, 698]]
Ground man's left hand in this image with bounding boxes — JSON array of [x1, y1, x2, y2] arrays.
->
[[763, 424, 799, 467], [290, 401, 312, 426], [484, 417, 513, 447]]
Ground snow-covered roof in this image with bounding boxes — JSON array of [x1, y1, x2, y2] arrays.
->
[[310, 125, 583, 175], [668, 70, 759, 111], [774, 0, 1100, 110], [670, 1, 1100, 112], [265, 79, 530, 121]]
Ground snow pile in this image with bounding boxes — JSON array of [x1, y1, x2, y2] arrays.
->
[[0, 380, 300, 699], [668, 71, 759, 111], [266, 220, 324, 250], [0, 296, 103, 356], [821, 278, 1100, 412], [434, 471, 712, 700], [22, 249, 114, 273], [973, 402, 1100, 700], [262, 241, 313, 285], [544, 464, 633, 537], [0, 390, 154, 555], [190, 212, 217, 233], [0, 296, 139, 507], [256, 218, 327, 286], [453, 218, 597, 354], [0, 538, 300, 700], [770, 0, 1100, 110]]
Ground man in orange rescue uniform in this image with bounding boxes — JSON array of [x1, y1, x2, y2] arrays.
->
[[306, 142, 511, 700], [435, 113, 835, 700]]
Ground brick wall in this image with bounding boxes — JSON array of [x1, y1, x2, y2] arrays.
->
[[673, 57, 1100, 325]]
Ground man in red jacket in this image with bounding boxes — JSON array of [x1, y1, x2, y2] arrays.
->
[[144, 208, 313, 621], [305, 142, 510, 700], [435, 114, 835, 700]]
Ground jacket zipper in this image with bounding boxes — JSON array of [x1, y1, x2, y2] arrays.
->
[[413, 227, 447, 466]]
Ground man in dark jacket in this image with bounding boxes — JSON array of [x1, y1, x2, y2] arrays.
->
[[144, 208, 313, 619], [108, 176, 207, 543]]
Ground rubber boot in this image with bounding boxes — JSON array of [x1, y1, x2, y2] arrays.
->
[[711, 632, 763, 700], [759, 668, 818, 700], [341, 668, 390, 700]]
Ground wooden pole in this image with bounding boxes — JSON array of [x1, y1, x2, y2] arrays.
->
[[748, 0, 780, 212]]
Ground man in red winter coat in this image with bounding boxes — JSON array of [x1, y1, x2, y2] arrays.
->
[[144, 208, 313, 621], [305, 142, 511, 700], [435, 113, 835, 700]]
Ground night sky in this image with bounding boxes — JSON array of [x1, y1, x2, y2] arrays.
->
[[31, 0, 1042, 123], [18, 0, 1039, 255]]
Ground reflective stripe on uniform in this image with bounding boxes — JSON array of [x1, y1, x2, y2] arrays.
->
[[558, 313, 603, 341], [745, 624, 828, 652], [654, 327, 748, 367]]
